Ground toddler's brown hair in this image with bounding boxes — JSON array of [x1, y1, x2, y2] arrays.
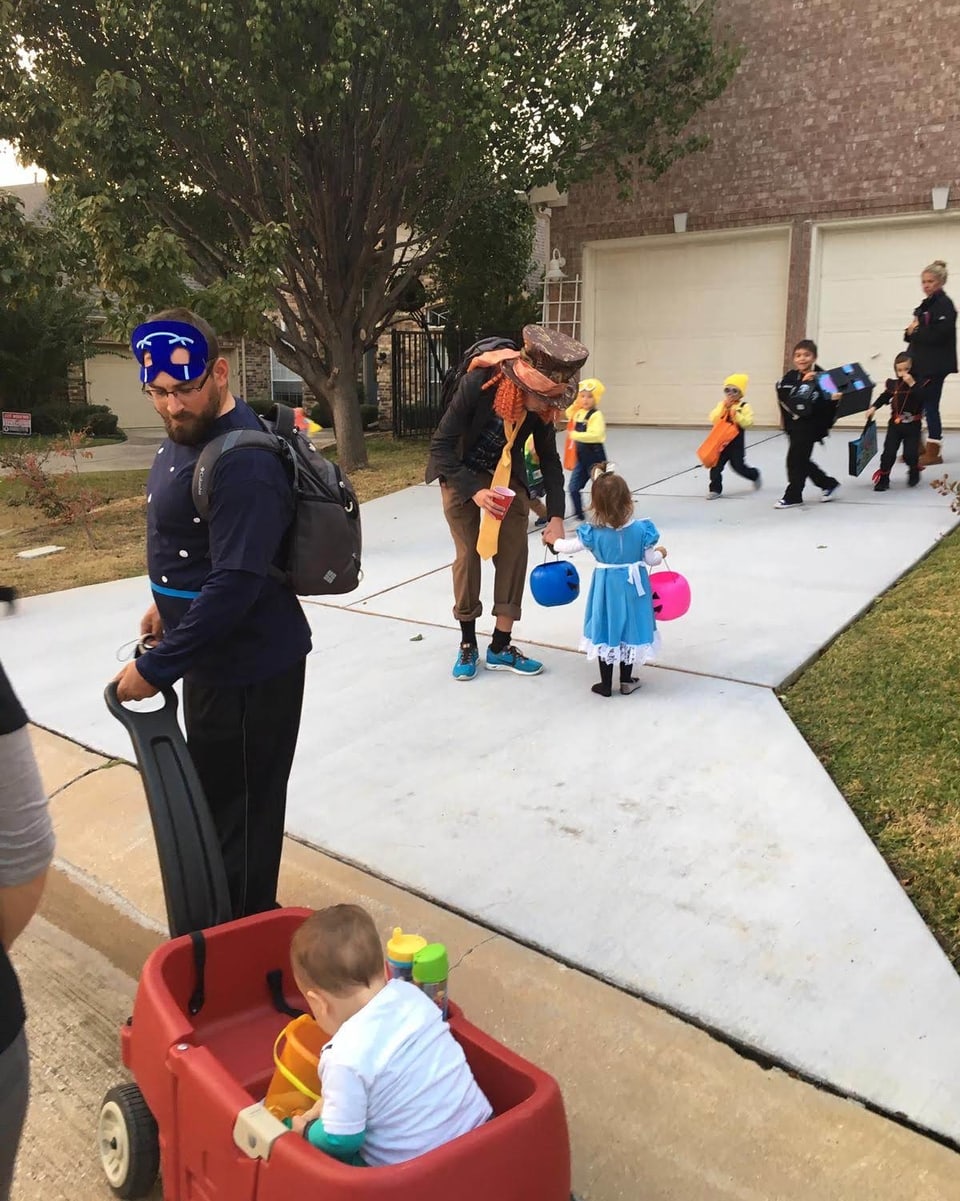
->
[[291, 904, 385, 997], [588, 464, 634, 530]]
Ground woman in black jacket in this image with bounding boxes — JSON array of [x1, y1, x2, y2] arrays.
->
[[905, 259, 957, 466]]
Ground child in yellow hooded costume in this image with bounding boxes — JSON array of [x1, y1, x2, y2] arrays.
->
[[706, 373, 761, 499], [565, 379, 607, 520]]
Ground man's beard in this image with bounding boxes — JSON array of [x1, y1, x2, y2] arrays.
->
[[162, 393, 222, 445]]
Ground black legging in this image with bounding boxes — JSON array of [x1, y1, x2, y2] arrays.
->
[[709, 431, 759, 494], [922, 376, 946, 441]]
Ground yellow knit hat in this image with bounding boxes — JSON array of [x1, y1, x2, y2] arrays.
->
[[723, 373, 749, 396], [578, 378, 606, 403]]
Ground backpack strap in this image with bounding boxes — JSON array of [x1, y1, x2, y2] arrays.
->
[[265, 403, 296, 442], [192, 429, 285, 519]]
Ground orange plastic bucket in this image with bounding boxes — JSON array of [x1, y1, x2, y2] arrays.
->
[[263, 1014, 327, 1120]]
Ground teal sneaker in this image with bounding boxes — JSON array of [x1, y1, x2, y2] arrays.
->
[[485, 645, 544, 675], [452, 643, 479, 681]]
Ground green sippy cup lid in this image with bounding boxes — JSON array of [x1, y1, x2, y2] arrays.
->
[[412, 943, 448, 985]]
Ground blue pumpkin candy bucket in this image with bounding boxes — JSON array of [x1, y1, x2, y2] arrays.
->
[[530, 554, 580, 607]]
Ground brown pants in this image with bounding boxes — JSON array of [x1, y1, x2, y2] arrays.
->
[[441, 480, 530, 622]]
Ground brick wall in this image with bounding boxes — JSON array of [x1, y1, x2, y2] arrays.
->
[[240, 341, 273, 402], [550, 0, 960, 352]]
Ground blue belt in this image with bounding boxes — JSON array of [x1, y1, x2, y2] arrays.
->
[[151, 581, 201, 600]]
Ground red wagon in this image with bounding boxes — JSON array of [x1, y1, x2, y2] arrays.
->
[[97, 687, 572, 1201]]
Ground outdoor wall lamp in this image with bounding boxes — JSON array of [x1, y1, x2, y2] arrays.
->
[[932, 186, 950, 212], [545, 248, 567, 283]]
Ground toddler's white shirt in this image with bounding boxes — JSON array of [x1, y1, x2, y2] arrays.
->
[[319, 978, 492, 1166]]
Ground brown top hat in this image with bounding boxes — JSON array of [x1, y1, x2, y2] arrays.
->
[[499, 325, 590, 403]]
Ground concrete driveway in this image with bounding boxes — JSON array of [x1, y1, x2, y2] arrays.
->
[[4, 425, 960, 1147]]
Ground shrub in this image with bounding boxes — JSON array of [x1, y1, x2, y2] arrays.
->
[[309, 396, 333, 428], [27, 404, 72, 435], [27, 402, 120, 438], [307, 400, 379, 431], [80, 404, 120, 438], [244, 396, 275, 417]]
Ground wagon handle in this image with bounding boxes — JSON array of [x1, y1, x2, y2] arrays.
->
[[103, 682, 233, 938]]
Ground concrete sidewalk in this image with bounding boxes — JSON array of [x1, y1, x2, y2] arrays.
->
[[6, 427, 960, 1144], [13, 728, 960, 1201], [5, 425, 960, 1191]]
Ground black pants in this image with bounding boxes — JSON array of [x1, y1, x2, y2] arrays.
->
[[184, 658, 306, 919], [923, 375, 946, 441], [879, 420, 922, 473], [0, 1028, 28, 1201], [783, 422, 838, 504], [709, 431, 759, 494], [568, 443, 607, 519]]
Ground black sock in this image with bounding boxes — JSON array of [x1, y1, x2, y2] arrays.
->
[[490, 628, 511, 654], [460, 620, 477, 646], [593, 661, 614, 696]]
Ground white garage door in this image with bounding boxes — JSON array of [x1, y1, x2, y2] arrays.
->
[[813, 218, 960, 428], [84, 344, 241, 435], [84, 345, 162, 434], [582, 228, 791, 426]]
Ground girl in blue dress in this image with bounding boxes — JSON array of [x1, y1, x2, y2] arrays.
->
[[547, 464, 666, 696]]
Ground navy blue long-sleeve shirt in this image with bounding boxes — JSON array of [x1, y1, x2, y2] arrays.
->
[[135, 399, 312, 689]]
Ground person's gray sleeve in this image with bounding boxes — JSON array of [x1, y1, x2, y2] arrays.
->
[[0, 727, 54, 886]]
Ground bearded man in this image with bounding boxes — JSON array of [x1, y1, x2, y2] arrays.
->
[[112, 308, 311, 918]]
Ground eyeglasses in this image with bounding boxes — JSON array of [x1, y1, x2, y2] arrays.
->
[[143, 364, 213, 402], [723, 386, 741, 395]]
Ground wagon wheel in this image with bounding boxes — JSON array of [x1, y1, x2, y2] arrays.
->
[[98, 1083, 160, 1199]]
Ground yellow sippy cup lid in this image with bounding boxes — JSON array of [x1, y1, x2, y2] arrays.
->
[[386, 927, 427, 964]]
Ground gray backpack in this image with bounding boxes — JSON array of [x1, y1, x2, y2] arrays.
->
[[192, 404, 362, 595]]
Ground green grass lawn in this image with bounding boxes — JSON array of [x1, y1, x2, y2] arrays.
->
[[0, 433, 126, 452], [782, 525, 960, 969], [0, 434, 429, 596]]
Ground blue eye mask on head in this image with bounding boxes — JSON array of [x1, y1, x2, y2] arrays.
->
[[131, 321, 210, 384]]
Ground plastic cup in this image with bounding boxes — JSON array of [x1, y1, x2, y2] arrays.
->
[[492, 486, 515, 518]]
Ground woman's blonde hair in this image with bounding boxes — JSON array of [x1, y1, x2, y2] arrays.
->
[[923, 259, 948, 286], [588, 464, 634, 529]]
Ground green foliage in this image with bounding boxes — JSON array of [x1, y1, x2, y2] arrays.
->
[[308, 395, 379, 431], [27, 402, 119, 437], [427, 185, 541, 340], [0, 0, 737, 470], [0, 194, 94, 409]]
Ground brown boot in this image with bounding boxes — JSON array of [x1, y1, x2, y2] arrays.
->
[[919, 438, 943, 467]]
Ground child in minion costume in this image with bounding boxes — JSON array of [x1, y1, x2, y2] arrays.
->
[[705, 373, 761, 498], [565, 379, 607, 520]]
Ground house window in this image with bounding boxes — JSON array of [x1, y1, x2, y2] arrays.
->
[[270, 350, 304, 403]]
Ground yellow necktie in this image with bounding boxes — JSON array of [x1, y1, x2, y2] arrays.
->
[[476, 420, 520, 560]]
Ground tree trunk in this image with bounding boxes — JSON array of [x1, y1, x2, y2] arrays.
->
[[328, 372, 368, 473], [305, 331, 367, 473]]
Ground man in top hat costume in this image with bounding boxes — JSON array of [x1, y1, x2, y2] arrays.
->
[[426, 325, 589, 680]]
